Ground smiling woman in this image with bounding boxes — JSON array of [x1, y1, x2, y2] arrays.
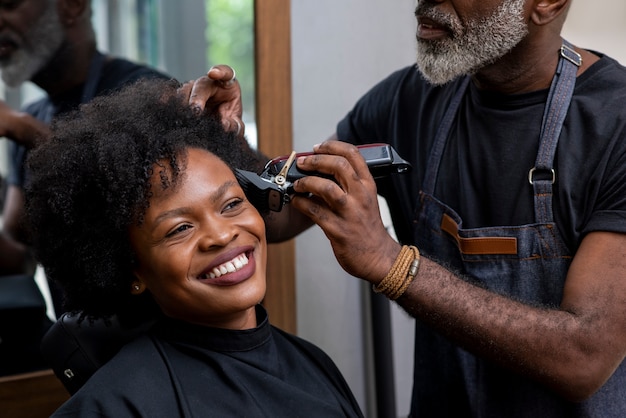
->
[[24, 78, 362, 417], [127, 149, 267, 330]]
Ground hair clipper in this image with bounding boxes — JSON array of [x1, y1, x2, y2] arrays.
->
[[235, 143, 411, 212]]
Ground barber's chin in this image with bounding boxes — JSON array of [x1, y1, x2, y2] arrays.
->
[[415, 52, 474, 86], [0, 62, 33, 87], [0, 50, 50, 87], [0, 71, 27, 88], [416, 65, 459, 86]]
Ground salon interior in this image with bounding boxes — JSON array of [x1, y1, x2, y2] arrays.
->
[[1, 1, 624, 417]]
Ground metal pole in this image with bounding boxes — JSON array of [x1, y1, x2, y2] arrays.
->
[[370, 291, 397, 418]]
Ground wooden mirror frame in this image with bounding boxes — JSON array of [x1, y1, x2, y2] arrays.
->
[[254, 0, 296, 333]]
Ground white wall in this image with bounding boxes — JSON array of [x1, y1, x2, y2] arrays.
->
[[291, 1, 417, 416], [563, 1, 626, 64], [291, 1, 626, 417]]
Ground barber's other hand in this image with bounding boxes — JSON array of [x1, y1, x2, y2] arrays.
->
[[178, 64, 244, 137], [291, 140, 402, 284], [0, 100, 50, 148]]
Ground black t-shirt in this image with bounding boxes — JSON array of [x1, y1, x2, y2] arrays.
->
[[337, 54, 626, 253], [7, 54, 171, 188]]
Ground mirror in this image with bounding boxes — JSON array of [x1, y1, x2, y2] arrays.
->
[[91, 0, 258, 146], [0, 0, 295, 379]]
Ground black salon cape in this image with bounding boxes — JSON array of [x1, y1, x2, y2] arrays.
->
[[51, 306, 363, 417]]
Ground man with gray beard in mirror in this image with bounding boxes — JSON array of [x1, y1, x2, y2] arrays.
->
[[0, 0, 245, 376], [275, 0, 626, 416], [0, 0, 168, 376], [0, 0, 169, 282]]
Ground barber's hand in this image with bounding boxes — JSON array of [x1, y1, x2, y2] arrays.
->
[[178, 65, 244, 137], [290, 140, 402, 284], [0, 100, 50, 148]]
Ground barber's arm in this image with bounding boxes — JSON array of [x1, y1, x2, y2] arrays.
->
[[0, 100, 50, 149], [0, 232, 35, 275], [291, 140, 626, 402], [0, 102, 47, 275], [0, 185, 36, 275]]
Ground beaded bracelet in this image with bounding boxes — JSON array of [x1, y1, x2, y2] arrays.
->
[[372, 245, 420, 300]]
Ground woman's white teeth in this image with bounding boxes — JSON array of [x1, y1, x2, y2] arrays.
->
[[233, 258, 243, 269], [207, 254, 249, 279]]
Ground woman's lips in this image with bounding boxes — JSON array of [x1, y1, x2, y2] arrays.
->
[[205, 253, 249, 279], [197, 248, 256, 286]]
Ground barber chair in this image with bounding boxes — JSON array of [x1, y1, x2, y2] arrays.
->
[[41, 312, 153, 395]]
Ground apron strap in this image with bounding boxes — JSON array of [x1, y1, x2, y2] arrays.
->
[[529, 39, 581, 224], [80, 51, 106, 104]]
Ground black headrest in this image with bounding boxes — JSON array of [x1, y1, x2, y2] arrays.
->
[[41, 312, 153, 395]]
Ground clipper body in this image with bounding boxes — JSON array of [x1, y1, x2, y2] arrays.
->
[[236, 143, 411, 212]]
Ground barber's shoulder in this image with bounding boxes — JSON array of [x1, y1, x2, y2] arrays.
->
[[100, 56, 171, 87]]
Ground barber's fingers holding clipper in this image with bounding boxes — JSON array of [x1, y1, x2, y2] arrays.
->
[[291, 140, 401, 284], [178, 64, 244, 137]]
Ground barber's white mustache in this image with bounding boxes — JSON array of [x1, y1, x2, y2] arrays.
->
[[415, 4, 457, 33], [0, 33, 21, 51]]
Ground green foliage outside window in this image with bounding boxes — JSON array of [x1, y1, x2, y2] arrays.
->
[[205, 0, 255, 122]]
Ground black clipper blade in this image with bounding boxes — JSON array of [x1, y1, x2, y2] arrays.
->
[[235, 169, 286, 213]]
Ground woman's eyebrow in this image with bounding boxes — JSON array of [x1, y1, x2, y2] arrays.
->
[[151, 206, 192, 230], [210, 180, 238, 203]]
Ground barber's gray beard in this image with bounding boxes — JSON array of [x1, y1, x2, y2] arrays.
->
[[0, 5, 64, 87], [416, 0, 528, 85]]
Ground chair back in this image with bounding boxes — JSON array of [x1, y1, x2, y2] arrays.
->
[[41, 312, 153, 394]]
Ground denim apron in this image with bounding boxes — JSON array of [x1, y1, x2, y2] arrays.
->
[[408, 41, 624, 417]]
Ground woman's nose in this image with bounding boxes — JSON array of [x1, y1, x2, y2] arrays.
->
[[197, 222, 238, 251]]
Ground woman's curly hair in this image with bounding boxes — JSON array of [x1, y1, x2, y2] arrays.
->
[[25, 78, 261, 321]]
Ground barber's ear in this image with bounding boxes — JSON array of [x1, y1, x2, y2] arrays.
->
[[531, 0, 570, 26], [57, 0, 88, 26]]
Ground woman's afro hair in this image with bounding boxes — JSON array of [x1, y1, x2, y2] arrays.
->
[[25, 78, 261, 320]]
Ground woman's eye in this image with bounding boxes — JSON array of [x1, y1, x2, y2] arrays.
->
[[224, 198, 244, 212], [166, 224, 192, 237]]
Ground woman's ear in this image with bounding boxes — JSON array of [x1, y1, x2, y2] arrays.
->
[[531, 0, 570, 26], [130, 280, 146, 295]]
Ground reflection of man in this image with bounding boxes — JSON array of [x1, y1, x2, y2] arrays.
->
[[0, 0, 169, 280], [0, 0, 169, 376], [0, 0, 64, 88]]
